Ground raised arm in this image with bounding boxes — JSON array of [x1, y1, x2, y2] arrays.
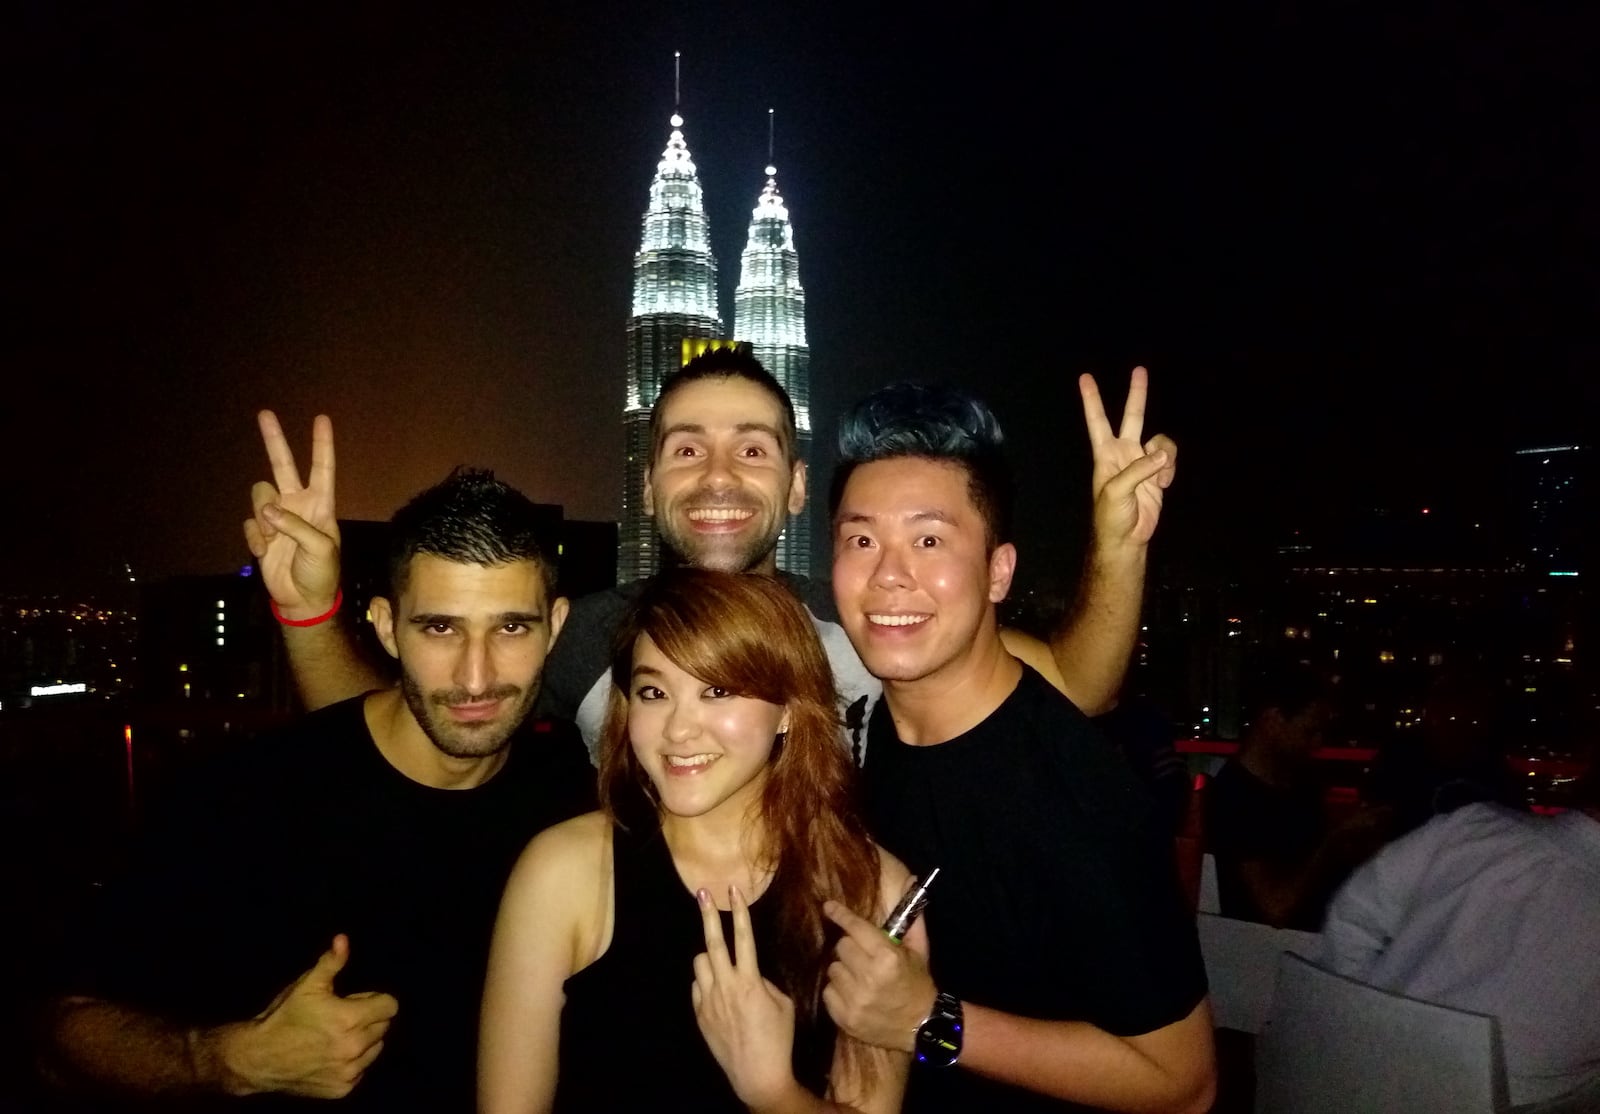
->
[[1013, 368, 1175, 715], [243, 410, 386, 709], [821, 902, 1212, 1113], [43, 935, 397, 1100]]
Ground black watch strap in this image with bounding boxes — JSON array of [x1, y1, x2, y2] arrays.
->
[[914, 990, 964, 1067]]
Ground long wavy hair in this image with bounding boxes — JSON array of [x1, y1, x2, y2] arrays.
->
[[598, 568, 880, 1084]]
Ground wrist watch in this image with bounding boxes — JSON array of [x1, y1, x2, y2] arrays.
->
[[913, 990, 964, 1067]]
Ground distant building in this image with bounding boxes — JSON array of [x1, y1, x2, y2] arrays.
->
[[620, 110, 722, 584], [137, 571, 281, 710], [0, 593, 138, 709], [733, 160, 812, 575], [558, 519, 619, 599], [1512, 444, 1587, 576]]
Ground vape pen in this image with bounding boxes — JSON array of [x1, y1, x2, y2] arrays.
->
[[882, 867, 939, 942]]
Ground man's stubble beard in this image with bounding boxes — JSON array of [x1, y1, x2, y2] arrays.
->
[[399, 668, 539, 759], [655, 497, 783, 574]]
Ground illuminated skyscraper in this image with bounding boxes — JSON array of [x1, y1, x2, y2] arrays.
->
[[733, 154, 811, 575], [1513, 443, 1588, 575], [619, 108, 723, 583]]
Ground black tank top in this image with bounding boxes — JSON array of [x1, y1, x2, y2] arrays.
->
[[554, 821, 835, 1111]]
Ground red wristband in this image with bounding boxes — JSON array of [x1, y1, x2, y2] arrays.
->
[[271, 589, 343, 627]]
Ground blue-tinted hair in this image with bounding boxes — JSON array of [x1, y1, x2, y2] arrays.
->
[[828, 382, 1013, 548]]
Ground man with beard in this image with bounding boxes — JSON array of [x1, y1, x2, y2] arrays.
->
[[257, 348, 1177, 765], [40, 470, 594, 1111]]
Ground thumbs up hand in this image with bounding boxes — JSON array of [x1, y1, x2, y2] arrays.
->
[[214, 934, 399, 1098]]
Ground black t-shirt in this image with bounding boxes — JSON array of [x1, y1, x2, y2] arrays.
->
[[862, 667, 1208, 1113], [1205, 758, 1325, 928], [68, 697, 596, 1112]]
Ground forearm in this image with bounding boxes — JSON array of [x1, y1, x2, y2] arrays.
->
[[283, 621, 387, 711], [1050, 539, 1147, 716], [958, 999, 1214, 1114], [750, 1080, 896, 1114], [43, 997, 249, 1097]]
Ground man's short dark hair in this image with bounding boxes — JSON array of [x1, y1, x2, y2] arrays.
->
[[828, 382, 1014, 549], [1243, 662, 1334, 725], [649, 347, 798, 465], [386, 468, 556, 599]]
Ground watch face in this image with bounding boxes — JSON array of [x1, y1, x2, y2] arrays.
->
[[915, 993, 963, 1068]]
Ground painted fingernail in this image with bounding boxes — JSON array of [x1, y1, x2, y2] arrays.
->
[[730, 884, 744, 903], [696, 887, 710, 907]]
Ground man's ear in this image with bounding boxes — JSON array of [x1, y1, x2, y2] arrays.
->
[[548, 596, 570, 648], [642, 469, 656, 518], [371, 596, 400, 660], [786, 458, 808, 516], [988, 543, 1017, 604]]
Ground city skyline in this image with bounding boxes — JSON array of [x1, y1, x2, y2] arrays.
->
[[7, 4, 1596, 594]]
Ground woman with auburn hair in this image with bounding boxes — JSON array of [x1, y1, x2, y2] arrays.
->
[[479, 568, 920, 1113]]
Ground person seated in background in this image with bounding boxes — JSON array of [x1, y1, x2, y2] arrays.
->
[[1322, 741, 1600, 1108], [1369, 662, 1520, 838], [39, 469, 594, 1110], [1206, 664, 1389, 929], [478, 569, 919, 1113]]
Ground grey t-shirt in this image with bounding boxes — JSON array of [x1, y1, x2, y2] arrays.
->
[[536, 572, 881, 767]]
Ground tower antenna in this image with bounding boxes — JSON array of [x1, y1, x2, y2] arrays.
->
[[767, 108, 775, 168], [674, 51, 681, 109]]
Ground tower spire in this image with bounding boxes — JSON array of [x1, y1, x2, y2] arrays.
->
[[674, 51, 681, 110], [619, 58, 723, 583], [734, 108, 810, 573]]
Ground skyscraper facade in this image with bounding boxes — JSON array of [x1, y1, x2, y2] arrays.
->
[[620, 112, 722, 583], [733, 164, 812, 575], [1513, 444, 1588, 576]]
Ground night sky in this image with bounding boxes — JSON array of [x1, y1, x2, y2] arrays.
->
[[9, 3, 1596, 594]]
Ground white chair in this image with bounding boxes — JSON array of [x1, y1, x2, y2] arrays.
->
[[1196, 912, 1320, 1034], [1511, 1075, 1600, 1113], [1255, 951, 1510, 1114], [1198, 852, 1221, 914]]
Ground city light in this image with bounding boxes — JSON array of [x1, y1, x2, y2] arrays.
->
[[29, 682, 87, 696]]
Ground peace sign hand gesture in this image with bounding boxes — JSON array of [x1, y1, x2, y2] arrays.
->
[[1079, 367, 1178, 551], [691, 885, 803, 1110], [242, 410, 342, 620]]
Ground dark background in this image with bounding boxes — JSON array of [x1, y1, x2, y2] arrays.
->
[[9, 1, 1596, 595]]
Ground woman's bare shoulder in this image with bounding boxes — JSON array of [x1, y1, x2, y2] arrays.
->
[[871, 843, 915, 916]]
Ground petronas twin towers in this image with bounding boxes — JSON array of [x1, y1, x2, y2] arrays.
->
[[619, 106, 811, 584]]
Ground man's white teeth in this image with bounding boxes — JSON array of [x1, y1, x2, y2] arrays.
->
[[868, 614, 929, 627], [688, 508, 754, 522], [666, 753, 718, 767]]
